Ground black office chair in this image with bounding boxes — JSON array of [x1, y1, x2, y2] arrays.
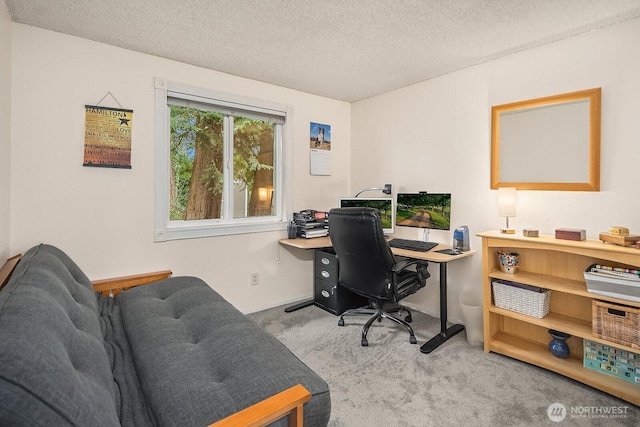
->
[[328, 207, 430, 346]]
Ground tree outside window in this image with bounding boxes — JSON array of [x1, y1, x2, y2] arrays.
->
[[154, 79, 287, 241], [169, 106, 275, 221]]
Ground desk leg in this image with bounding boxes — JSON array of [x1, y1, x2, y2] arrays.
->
[[284, 298, 314, 313], [420, 262, 465, 354]]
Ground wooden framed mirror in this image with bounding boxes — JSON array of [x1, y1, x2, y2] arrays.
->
[[491, 88, 601, 191]]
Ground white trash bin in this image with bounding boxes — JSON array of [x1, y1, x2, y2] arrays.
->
[[460, 293, 484, 347]]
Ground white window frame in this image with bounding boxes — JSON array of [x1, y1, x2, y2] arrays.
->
[[154, 78, 291, 241]]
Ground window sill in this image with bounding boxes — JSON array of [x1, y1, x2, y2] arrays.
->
[[154, 220, 287, 242]]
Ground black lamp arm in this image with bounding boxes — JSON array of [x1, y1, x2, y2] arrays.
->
[[354, 184, 392, 197]]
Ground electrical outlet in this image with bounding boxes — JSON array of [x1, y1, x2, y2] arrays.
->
[[250, 272, 259, 286]]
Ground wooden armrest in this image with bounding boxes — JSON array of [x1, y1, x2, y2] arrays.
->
[[208, 384, 311, 427], [92, 270, 172, 297], [0, 254, 22, 292]]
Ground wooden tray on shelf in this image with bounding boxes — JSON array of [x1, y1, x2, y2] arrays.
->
[[599, 232, 640, 247]]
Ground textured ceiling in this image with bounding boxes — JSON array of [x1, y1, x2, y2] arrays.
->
[[6, 0, 640, 102]]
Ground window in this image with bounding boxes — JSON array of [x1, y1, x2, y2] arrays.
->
[[155, 78, 289, 241]]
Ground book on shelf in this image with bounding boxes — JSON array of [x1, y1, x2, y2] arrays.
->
[[589, 265, 640, 281]]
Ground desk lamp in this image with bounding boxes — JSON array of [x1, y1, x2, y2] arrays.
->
[[498, 187, 516, 234], [354, 184, 392, 197]]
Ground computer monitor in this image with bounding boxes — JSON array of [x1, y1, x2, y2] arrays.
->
[[338, 197, 395, 234], [395, 193, 451, 230]]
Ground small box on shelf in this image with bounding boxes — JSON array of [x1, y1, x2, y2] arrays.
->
[[584, 339, 640, 386], [555, 228, 586, 241], [599, 232, 640, 247]]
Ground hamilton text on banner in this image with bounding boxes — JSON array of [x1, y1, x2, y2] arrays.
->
[[83, 105, 133, 169]]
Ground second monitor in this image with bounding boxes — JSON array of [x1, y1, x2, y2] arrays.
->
[[338, 197, 395, 234], [395, 193, 452, 231]]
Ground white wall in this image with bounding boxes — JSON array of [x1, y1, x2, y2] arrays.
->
[[352, 18, 640, 323], [10, 17, 640, 321], [10, 24, 351, 312], [0, 3, 11, 259]]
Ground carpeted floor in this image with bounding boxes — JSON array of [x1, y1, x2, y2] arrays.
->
[[248, 304, 639, 426]]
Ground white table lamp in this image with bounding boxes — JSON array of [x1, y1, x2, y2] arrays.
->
[[498, 187, 516, 234]]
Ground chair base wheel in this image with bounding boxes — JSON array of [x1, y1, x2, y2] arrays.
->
[[339, 304, 417, 346]]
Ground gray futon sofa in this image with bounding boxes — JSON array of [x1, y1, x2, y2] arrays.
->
[[0, 244, 330, 426]]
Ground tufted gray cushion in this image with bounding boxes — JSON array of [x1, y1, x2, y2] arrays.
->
[[117, 277, 331, 427], [0, 244, 331, 427], [0, 244, 120, 427]]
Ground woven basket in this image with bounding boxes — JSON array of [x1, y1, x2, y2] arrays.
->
[[592, 300, 640, 349], [492, 281, 551, 318]]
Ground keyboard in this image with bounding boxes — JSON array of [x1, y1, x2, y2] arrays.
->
[[387, 238, 438, 252]]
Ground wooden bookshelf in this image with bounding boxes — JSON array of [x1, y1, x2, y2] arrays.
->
[[478, 230, 640, 406]]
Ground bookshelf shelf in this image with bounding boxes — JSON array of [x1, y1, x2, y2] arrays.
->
[[478, 230, 640, 406]]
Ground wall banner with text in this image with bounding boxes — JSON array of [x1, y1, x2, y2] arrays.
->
[[83, 105, 133, 169]]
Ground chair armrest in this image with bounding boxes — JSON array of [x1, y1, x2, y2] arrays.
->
[[92, 270, 172, 297], [208, 384, 311, 427], [392, 258, 428, 273]]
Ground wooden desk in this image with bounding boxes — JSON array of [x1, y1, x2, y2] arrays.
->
[[279, 237, 476, 353]]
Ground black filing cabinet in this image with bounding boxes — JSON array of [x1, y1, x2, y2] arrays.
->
[[313, 249, 367, 315]]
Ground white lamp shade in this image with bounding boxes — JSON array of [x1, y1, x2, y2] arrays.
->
[[498, 187, 516, 217]]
